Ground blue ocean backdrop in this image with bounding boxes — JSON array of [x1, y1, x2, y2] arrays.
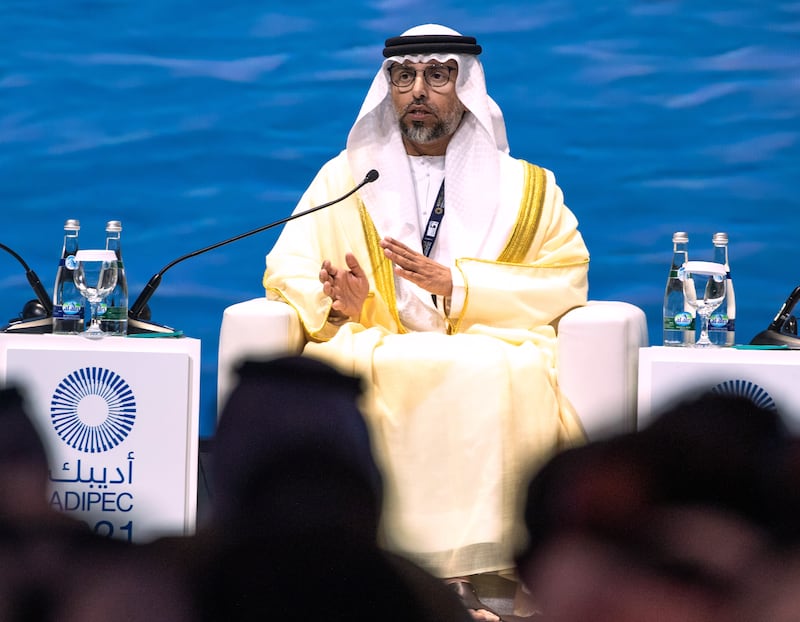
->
[[2, 1, 798, 437]]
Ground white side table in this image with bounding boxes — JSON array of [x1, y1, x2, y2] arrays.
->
[[638, 346, 800, 431], [0, 333, 201, 542]]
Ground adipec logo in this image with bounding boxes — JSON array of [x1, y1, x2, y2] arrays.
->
[[51, 367, 137, 453], [711, 379, 777, 412]]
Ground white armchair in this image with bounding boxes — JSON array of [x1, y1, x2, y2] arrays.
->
[[217, 298, 648, 439]]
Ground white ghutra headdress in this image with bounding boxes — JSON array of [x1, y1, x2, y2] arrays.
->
[[346, 24, 509, 264]]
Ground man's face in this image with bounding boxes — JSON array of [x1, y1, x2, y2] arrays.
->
[[389, 59, 464, 148]]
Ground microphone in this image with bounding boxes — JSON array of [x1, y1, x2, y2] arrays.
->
[[1, 242, 54, 333], [750, 285, 800, 348], [129, 169, 380, 329]]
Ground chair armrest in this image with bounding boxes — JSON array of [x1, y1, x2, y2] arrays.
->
[[217, 298, 304, 414], [217, 297, 650, 438], [557, 301, 649, 439]]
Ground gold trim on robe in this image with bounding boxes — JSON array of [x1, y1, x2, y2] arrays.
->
[[358, 199, 407, 334], [497, 161, 546, 264]]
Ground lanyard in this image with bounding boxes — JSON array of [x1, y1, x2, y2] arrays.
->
[[421, 180, 445, 257]]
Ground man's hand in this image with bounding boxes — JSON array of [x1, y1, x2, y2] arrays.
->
[[319, 253, 369, 322], [380, 237, 453, 297]]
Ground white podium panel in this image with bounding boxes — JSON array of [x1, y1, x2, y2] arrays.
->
[[0, 333, 200, 543], [638, 346, 800, 431]]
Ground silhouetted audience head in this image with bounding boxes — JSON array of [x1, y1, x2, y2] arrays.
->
[[0, 385, 143, 621], [0, 386, 47, 463], [0, 386, 51, 523], [211, 355, 383, 541], [200, 356, 471, 621], [515, 392, 797, 622]]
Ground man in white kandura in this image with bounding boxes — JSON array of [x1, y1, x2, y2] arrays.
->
[[262, 23, 589, 621]]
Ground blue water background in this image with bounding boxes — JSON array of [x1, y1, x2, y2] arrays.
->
[[2, 1, 799, 437]]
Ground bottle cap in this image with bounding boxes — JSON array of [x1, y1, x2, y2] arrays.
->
[[106, 220, 122, 232], [712, 232, 728, 245], [672, 231, 688, 243], [64, 219, 80, 231]]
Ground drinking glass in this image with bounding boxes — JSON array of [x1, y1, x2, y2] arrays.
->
[[680, 260, 727, 348], [73, 250, 119, 339]]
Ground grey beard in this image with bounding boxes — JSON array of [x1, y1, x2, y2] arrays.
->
[[401, 119, 449, 144], [399, 105, 465, 145]]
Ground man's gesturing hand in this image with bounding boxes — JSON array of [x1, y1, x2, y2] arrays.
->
[[380, 236, 453, 297], [319, 252, 369, 322]]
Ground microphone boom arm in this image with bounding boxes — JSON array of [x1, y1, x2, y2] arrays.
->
[[129, 169, 379, 320]]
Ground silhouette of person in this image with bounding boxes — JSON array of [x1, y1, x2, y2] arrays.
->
[[515, 392, 793, 621], [0, 385, 197, 621], [198, 355, 472, 621]]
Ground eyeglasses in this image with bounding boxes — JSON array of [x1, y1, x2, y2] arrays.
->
[[388, 64, 456, 89]]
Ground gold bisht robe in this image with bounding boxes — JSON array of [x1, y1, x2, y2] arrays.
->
[[263, 151, 589, 577]]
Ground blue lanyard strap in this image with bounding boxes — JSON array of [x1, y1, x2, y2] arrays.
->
[[421, 180, 445, 257]]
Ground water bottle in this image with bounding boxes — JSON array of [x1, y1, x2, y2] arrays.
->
[[708, 232, 735, 346], [100, 220, 128, 336], [52, 219, 85, 334], [663, 231, 695, 346]]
